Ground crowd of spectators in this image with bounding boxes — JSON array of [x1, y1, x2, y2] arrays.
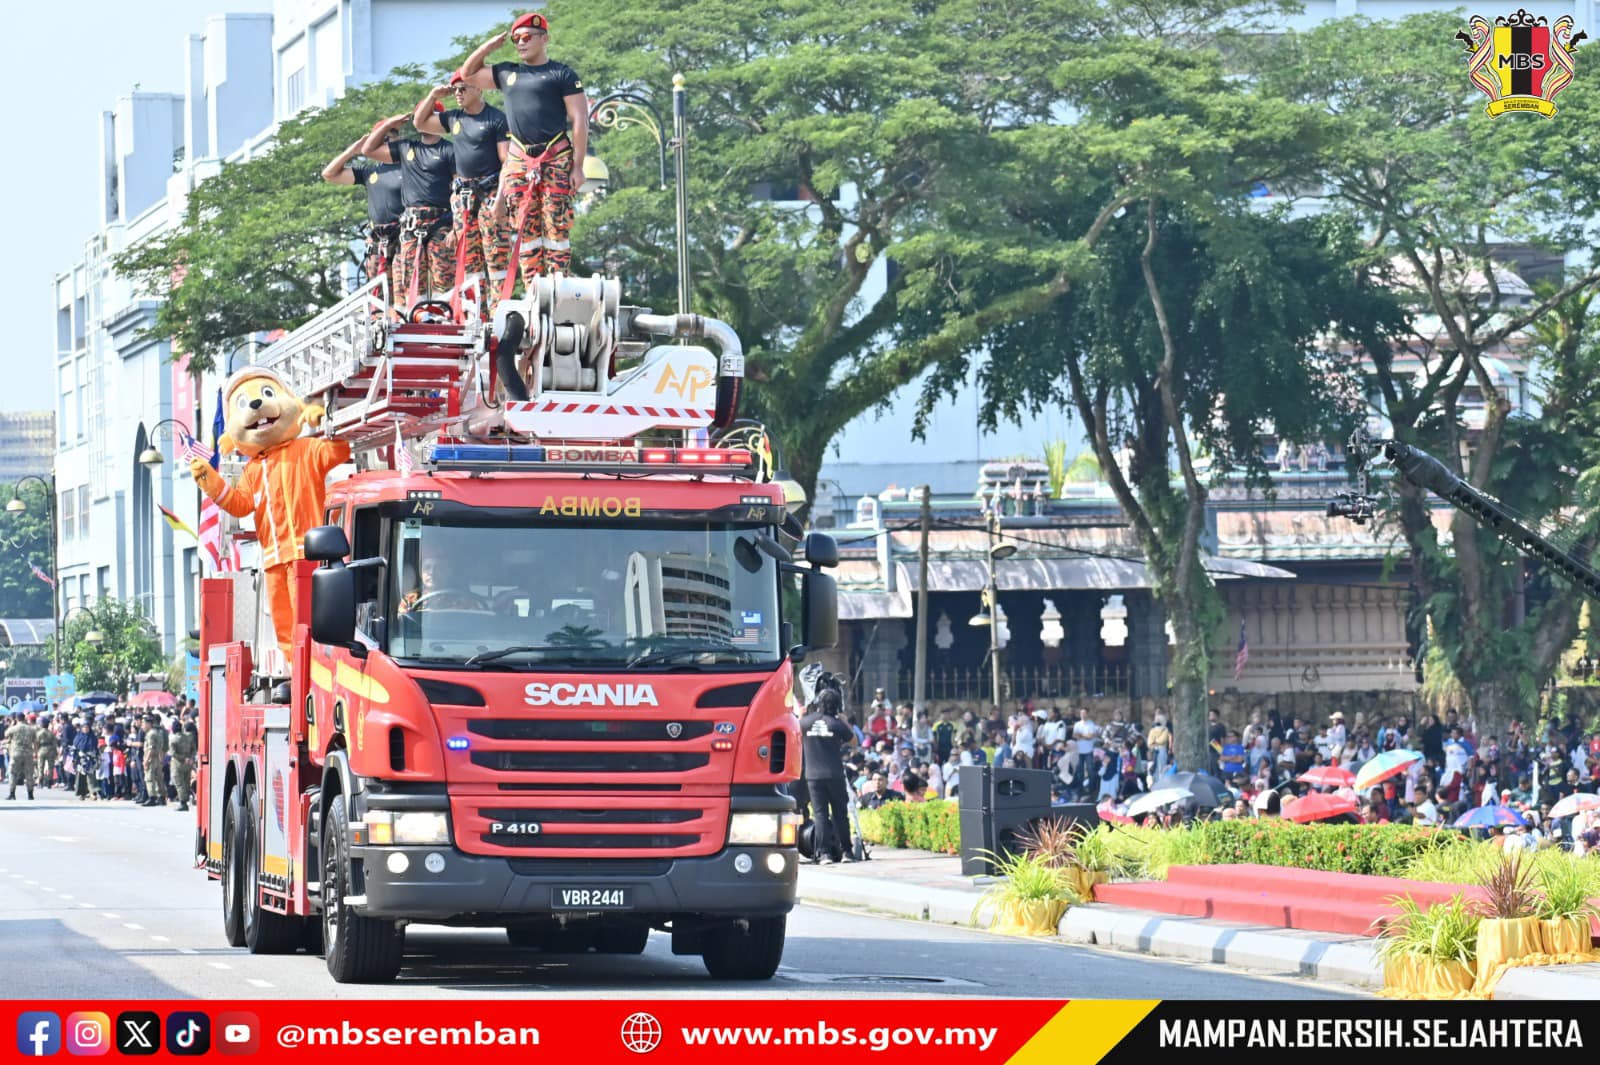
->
[[0, 698, 202, 807]]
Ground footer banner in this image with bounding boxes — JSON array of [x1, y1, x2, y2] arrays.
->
[[6, 1000, 1600, 1062]]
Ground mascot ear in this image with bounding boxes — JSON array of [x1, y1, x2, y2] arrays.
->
[[218, 434, 235, 455]]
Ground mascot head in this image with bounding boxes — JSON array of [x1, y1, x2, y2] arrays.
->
[[219, 367, 314, 459]]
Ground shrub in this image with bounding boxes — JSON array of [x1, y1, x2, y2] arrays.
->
[[1534, 854, 1600, 922], [1375, 893, 1480, 964], [857, 800, 959, 854], [1476, 852, 1538, 920]]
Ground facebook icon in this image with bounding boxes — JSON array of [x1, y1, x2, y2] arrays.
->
[[16, 1012, 61, 1057]]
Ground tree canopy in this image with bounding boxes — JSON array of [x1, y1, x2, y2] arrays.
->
[[0, 481, 55, 620], [63, 598, 165, 699]]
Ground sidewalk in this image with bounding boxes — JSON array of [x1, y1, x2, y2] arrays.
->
[[794, 846, 1600, 998]]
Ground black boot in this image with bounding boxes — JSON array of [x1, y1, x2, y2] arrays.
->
[[177, 803, 188, 811]]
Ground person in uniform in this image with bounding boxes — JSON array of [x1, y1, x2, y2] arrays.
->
[[459, 11, 588, 287], [322, 127, 405, 297], [171, 721, 198, 812], [798, 689, 856, 864], [72, 723, 98, 801], [414, 73, 511, 313], [142, 714, 169, 807], [361, 113, 457, 309], [35, 715, 58, 790], [6, 712, 38, 800]]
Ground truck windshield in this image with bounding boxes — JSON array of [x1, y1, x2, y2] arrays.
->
[[386, 519, 783, 668]]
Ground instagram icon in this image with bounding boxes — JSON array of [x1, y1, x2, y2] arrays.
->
[[65, 1012, 111, 1056]]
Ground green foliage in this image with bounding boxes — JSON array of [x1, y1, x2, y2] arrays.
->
[[1043, 441, 1068, 497], [63, 598, 165, 698], [1534, 856, 1600, 923], [1476, 852, 1539, 920], [0, 482, 54, 620], [1064, 451, 1101, 485], [1375, 894, 1480, 965], [857, 799, 960, 854]]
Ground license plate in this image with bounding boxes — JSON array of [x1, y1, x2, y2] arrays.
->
[[553, 886, 634, 910]]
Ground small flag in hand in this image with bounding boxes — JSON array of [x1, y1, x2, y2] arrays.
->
[[178, 428, 212, 464], [157, 502, 200, 541], [394, 422, 415, 474], [1234, 621, 1249, 681], [29, 561, 55, 588]]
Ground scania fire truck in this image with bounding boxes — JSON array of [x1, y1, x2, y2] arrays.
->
[[195, 275, 839, 983]]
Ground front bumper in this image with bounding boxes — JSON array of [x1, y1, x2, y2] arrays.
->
[[349, 844, 798, 920]]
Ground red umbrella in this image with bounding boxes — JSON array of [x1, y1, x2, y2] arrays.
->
[[1298, 766, 1356, 788], [129, 691, 177, 708], [1096, 800, 1134, 826], [1283, 792, 1358, 824]]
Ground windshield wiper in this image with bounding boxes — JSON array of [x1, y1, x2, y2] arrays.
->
[[626, 644, 756, 669], [463, 645, 571, 666]]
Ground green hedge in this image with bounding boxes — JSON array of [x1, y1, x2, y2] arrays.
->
[[858, 800, 960, 854], [1189, 821, 1449, 878]]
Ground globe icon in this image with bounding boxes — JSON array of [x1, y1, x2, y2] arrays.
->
[[620, 1012, 663, 1054]]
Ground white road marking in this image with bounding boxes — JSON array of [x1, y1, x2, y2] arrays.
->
[[103, 913, 121, 919], [149, 935, 169, 942], [123, 923, 143, 930], [78, 902, 95, 909], [208, 962, 231, 970], [58, 894, 72, 900], [247, 979, 274, 989], [178, 948, 198, 955]]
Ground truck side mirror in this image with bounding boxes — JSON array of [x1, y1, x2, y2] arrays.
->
[[311, 565, 357, 648], [804, 570, 839, 651], [804, 532, 839, 569], [304, 526, 351, 562]]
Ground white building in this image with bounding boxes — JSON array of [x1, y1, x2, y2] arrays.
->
[[51, 1, 519, 660]]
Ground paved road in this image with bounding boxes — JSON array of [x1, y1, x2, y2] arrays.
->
[[0, 790, 1362, 1000]]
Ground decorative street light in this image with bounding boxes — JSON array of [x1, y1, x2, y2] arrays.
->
[[60, 606, 103, 649], [968, 507, 1017, 711], [588, 75, 691, 313], [6, 474, 59, 673], [138, 418, 194, 469]]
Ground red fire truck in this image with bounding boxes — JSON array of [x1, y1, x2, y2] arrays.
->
[[195, 276, 839, 983]]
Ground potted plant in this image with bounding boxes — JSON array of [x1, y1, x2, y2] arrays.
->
[[1472, 852, 1542, 987], [1019, 819, 1114, 900], [1533, 856, 1600, 956], [972, 849, 1077, 936], [1375, 894, 1479, 997]]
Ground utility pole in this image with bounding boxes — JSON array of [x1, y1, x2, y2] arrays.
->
[[913, 485, 931, 718], [987, 506, 1002, 713]]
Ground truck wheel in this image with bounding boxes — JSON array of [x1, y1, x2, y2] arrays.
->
[[595, 923, 650, 955], [701, 916, 785, 980], [242, 782, 304, 954], [221, 787, 246, 947], [322, 794, 403, 983]]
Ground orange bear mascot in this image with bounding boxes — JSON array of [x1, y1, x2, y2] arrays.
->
[[190, 367, 352, 658]]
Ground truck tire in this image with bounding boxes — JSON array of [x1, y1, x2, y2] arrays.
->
[[701, 916, 785, 980], [595, 923, 650, 955], [322, 794, 403, 983], [221, 787, 246, 947], [242, 782, 305, 954]]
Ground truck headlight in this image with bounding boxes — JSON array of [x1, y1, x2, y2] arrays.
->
[[729, 813, 782, 845], [393, 812, 451, 845]]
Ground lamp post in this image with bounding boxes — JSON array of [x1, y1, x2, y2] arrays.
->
[[588, 75, 691, 313], [7, 474, 59, 674], [970, 505, 1016, 712], [137, 417, 194, 470]]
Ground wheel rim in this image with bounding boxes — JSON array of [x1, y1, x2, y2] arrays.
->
[[222, 807, 235, 919], [244, 821, 257, 938], [323, 830, 339, 955]]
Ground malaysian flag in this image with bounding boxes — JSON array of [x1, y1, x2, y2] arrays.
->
[[29, 561, 54, 588], [1234, 621, 1249, 681], [394, 422, 415, 474]]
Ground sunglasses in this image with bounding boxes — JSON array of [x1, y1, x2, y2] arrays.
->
[[511, 29, 547, 42]]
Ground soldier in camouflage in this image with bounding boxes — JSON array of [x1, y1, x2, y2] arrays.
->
[[35, 715, 58, 790], [171, 722, 198, 812], [142, 714, 169, 807], [6, 712, 38, 800]]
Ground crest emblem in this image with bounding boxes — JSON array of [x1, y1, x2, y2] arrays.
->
[[666, 722, 683, 739], [406, 148, 416, 161], [1457, 9, 1586, 118], [453, 121, 463, 134], [506, 72, 518, 87]]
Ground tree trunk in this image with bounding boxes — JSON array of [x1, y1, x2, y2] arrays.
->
[[1168, 604, 1211, 775]]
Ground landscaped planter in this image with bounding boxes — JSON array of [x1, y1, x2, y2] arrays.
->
[[1383, 954, 1476, 998], [1475, 915, 1543, 988], [1065, 869, 1109, 901], [989, 898, 1069, 936], [1540, 916, 1590, 957]]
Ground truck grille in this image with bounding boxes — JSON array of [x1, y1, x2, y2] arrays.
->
[[451, 795, 727, 858], [476, 807, 700, 825], [508, 858, 673, 877], [470, 751, 709, 774], [483, 832, 698, 850], [469, 719, 712, 742]]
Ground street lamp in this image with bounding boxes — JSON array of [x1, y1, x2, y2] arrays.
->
[[138, 418, 194, 469], [588, 74, 691, 313], [61, 606, 103, 648], [968, 508, 1017, 712], [7, 474, 59, 674]]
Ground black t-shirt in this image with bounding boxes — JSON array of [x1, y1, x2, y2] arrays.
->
[[799, 711, 852, 781], [395, 138, 455, 209], [441, 104, 510, 179], [491, 60, 584, 146], [350, 162, 403, 225]]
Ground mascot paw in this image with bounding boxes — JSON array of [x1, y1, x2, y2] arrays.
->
[[301, 403, 327, 428]]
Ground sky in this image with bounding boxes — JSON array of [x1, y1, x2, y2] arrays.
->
[[3, 1, 270, 415]]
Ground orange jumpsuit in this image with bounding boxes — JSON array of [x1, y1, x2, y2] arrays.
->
[[204, 436, 352, 657]]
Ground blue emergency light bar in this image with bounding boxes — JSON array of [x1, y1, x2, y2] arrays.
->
[[426, 443, 755, 475]]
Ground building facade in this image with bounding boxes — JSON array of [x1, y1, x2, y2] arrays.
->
[[0, 413, 56, 484]]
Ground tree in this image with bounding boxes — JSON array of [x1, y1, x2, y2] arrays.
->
[[910, 2, 1403, 772], [63, 599, 164, 699], [1266, 15, 1600, 737], [0, 481, 54, 620]]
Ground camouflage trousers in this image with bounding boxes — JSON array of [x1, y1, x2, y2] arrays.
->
[[36, 752, 54, 788], [394, 205, 455, 308], [500, 141, 575, 290], [145, 761, 166, 803], [450, 175, 511, 313], [7, 756, 33, 797], [363, 221, 401, 300], [174, 759, 196, 805]]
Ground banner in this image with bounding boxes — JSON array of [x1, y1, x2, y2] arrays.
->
[[3, 679, 45, 706], [185, 653, 202, 703], [41, 673, 76, 705]]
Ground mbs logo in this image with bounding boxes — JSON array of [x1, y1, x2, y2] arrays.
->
[[1458, 9, 1586, 117], [654, 362, 714, 399]]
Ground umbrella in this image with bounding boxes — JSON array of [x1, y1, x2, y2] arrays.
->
[[1454, 804, 1529, 829], [1096, 799, 1134, 826], [1298, 766, 1356, 788], [11, 700, 45, 713], [77, 692, 118, 706], [1353, 749, 1423, 792], [1126, 787, 1194, 818], [1549, 793, 1600, 820], [1283, 792, 1358, 824], [1167, 771, 1230, 809], [129, 691, 177, 708]]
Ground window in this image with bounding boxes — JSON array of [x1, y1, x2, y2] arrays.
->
[[285, 67, 307, 115], [182, 547, 197, 635], [60, 489, 75, 542], [97, 566, 110, 600], [78, 575, 89, 610], [78, 486, 89, 539]]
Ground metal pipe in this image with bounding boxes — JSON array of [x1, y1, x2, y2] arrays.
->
[[633, 313, 744, 377], [672, 74, 690, 315]]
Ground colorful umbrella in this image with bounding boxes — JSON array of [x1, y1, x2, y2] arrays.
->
[[1283, 792, 1358, 824], [1126, 787, 1194, 818], [1096, 800, 1134, 826], [1454, 804, 1529, 829], [1298, 766, 1356, 788], [1549, 793, 1600, 820], [129, 691, 177, 708], [1353, 749, 1423, 792]]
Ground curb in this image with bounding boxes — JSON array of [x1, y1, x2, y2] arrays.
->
[[797, 870, 990, 928], [1060, 903, 1384, 989], [1490, 962, 1600, 1000]]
